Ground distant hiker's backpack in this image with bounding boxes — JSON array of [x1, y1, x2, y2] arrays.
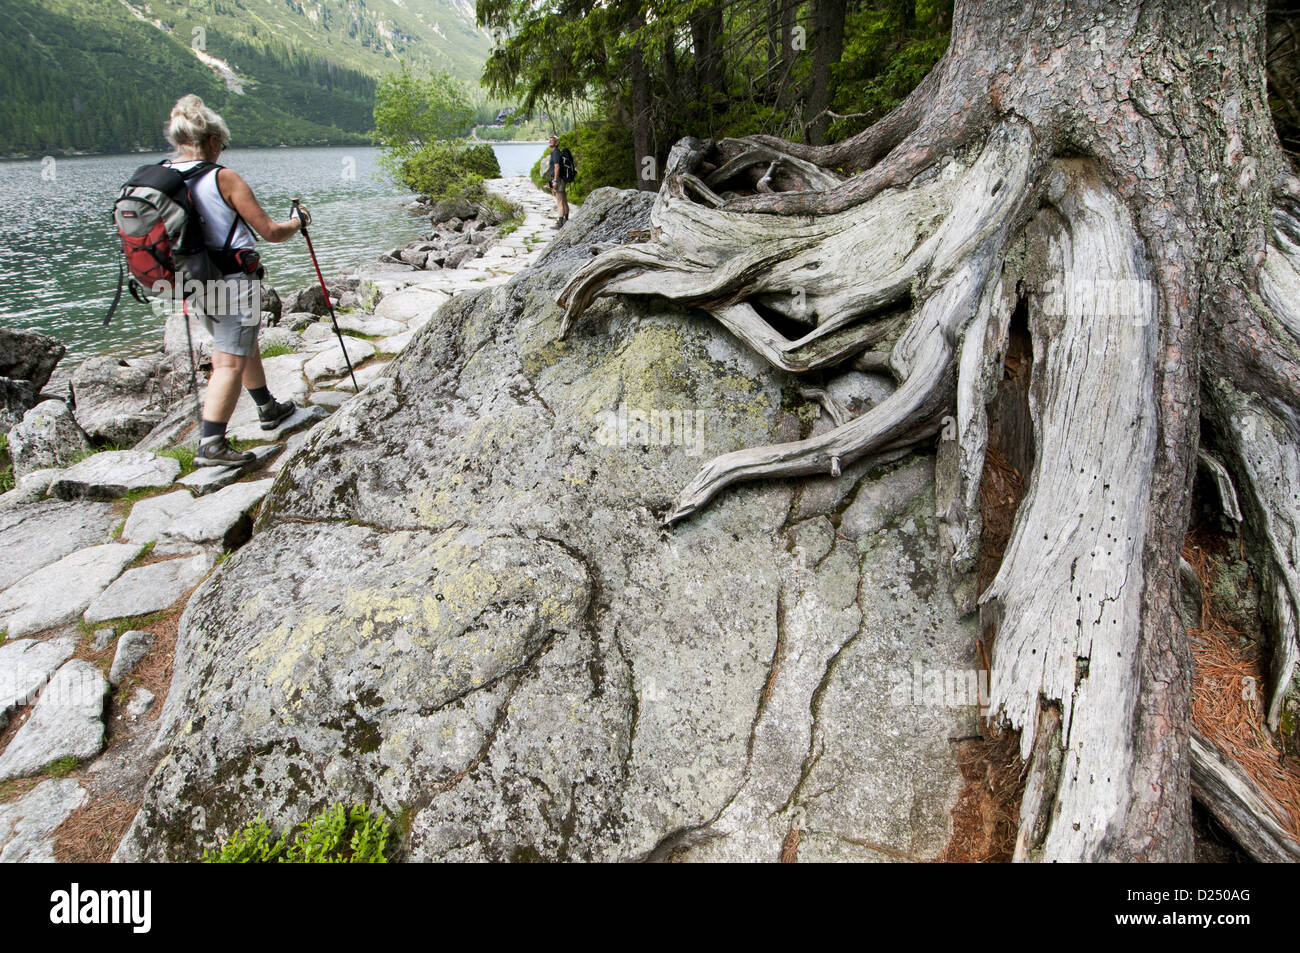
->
[[104, 160, 241, 326], [559, 147, 577, 183]]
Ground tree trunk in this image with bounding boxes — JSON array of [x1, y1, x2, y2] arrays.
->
[[558, 0, 1300, 861], [690, 6, 726, 105], [627, 15, 656, 192], [807, 0, 848, 145]]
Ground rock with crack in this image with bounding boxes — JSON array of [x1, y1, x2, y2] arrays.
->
[[152, 478, 272, 556], [0, 543, 140, 639], [70, 355, 176, 445], [323, 361, 391, 394], [0, 778, 87, 862], [7, 399, 91, 482], [303, 338, 375, 382], [115, 189, 977, 862], [0, 660, 107, 781], [135, 395, 201, 453]]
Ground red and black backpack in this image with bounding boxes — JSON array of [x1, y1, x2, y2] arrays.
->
[[104, 160, 243, 325]]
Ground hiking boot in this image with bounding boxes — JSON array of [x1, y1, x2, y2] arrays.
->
[[195, 436, 255, 468], [553, 216, 567, 230], [257, 397, 296, 430]]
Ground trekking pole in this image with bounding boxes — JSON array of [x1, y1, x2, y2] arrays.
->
[[292, 197, 358, 391]]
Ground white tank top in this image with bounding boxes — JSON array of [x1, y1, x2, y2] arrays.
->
[[165, 158, 255, 250]]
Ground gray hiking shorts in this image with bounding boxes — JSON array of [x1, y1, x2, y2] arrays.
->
[[197, 276, 262, 357]]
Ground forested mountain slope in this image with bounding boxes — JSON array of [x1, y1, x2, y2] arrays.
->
[[0, 0, 491, 154]]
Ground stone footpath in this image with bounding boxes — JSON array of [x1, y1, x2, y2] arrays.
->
[[0, 176, 562, 861]]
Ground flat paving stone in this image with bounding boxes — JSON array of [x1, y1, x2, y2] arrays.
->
[[0, 635, 77, 729], [227, 404, 329, 443], [0, 778, 88, 862], [300, 322, 337, 346], [377, 329, 416, 354], [227, 355, 310, 430], [0, 501, 119, 591], [0, 543, 140, 639], [303, 339, 376, 382], [335, 313, 407, 337], [122, 490, 193, 546], [0, 660, 107, 781], [48, 451, 179, 501], [177, 444, 282, 495], [373, 287, 450, 323], [85, 552, 216, 626], [308, 390, 351, 409]]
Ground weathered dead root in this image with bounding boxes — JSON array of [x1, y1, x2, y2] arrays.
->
[[558, 122, 1037, 524]]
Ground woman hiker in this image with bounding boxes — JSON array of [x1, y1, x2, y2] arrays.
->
[[163, 94, 308, 467]]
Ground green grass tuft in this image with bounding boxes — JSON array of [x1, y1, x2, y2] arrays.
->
[[127, 540, 157, 567], [0, 432, 13, 493], [203, 803, 391, 863], [45, 757, 80, 778], [158, 445, 196, 476], [260, 342, 295, 359]]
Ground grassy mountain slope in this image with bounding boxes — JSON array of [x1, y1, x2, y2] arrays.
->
[[0, 0, 491, 155]]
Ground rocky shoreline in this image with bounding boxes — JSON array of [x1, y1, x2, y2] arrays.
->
[[0, 176, 562, 861]]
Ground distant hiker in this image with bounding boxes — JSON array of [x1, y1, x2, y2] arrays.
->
[[163, 94, 308, 466], [545, 135, 573, 228]]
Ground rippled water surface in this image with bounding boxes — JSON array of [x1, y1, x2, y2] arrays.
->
[[0, 142, 547, 361]]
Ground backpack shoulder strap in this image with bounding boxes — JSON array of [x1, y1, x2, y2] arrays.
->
[[180, 160, 220, 181], [219, 210, 242, 252]]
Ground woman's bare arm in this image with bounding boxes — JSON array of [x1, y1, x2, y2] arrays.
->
[[215, 168, 304, 243]]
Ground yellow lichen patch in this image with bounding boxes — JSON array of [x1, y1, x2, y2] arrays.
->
[[521, 336, 576, 377], [716, 373, 776, 429]]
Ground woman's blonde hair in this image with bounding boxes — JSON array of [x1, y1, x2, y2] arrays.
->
[[165, 94, 230, 150]]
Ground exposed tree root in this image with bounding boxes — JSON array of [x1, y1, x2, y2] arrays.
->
[[560, 122, 1037, 523], [745, 57, 948, 173], [981, 167, 1161, 861]]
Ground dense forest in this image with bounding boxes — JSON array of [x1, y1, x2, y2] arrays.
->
[[481, 0, 1300, 197]]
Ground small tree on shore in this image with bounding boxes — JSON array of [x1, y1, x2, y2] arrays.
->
[[372, 65, 500, 200]]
